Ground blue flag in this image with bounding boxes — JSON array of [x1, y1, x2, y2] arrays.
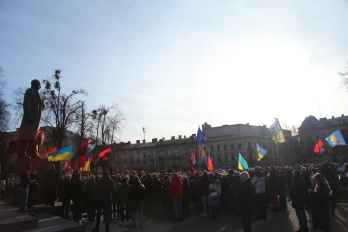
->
[[238, 153, 249, 170], [197, 127, 206, 148], [256, 143, 267, 161], [325, 130, 346, 147]]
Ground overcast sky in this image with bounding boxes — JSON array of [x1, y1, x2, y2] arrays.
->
[[1, 0, 348, 143]]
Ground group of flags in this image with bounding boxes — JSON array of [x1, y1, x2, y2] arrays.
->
[[313, 130, 346, 154], [194, 119, 348, 171], [46, 138, 112, 172]]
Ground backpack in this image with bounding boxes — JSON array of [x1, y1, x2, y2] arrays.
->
[[15, 175, 22, 185]]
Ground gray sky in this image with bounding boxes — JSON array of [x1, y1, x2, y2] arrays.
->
[[1, 0, 348, 142]]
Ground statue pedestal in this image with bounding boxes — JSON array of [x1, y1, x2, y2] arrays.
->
[[5, 158, 53, 206]]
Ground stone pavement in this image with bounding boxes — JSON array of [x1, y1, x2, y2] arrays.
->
[[1, 200, 348, 232]]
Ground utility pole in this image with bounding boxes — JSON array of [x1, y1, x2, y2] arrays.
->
[[143, 127, 146, 141]]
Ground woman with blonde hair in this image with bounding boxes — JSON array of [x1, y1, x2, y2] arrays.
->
[[310, 173, 331, 232]]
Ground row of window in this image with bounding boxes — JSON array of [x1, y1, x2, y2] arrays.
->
[[210, 142, 275, 152]]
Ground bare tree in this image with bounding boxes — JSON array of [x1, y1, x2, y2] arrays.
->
[[339, 61, 348, 91], [40, 70, 87, 148], [0, 66, 10, 131], [92, 102, 126, 145]]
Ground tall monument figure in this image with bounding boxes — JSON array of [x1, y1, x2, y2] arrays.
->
[[17, 79, 45, 159]]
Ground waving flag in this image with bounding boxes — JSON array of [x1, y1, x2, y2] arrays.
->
[[47, 145, 74, 161], [188, 153, 196, 173], [83, 153, 92, 171], [268, 119, 286, 143], [238, 153, 249, 170], [191, 152, 196, 165], [207, 154, 214, 171], [42, 146, 58, 158], [325, 130, 346, 147], [76, 139, 90, 157], [197, 127, 207, 164], [256, 143, 267, 161], [313, 139, 326, 154], [99, 148, 112, 160], [63, 160, 71, 172]]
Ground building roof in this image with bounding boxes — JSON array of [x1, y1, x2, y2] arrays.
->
[[204, 123, 269, 139], [299, 114, 348, 131]]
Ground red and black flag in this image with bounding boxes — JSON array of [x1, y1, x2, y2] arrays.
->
[[313, 139, 326, 154]]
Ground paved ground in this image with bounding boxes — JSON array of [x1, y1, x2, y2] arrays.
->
[[1, 200, 348, 232]]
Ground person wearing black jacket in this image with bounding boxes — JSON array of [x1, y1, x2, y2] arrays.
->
[[17, 164, 31, 213], [321, 162, 339, 216], [238, 171, 256, 232], [92, 171, 115, 232], [70, 173, 84, 223], [266, 166, 281, 211], [199, 171, 211, 216], [85, 175, 97, 221], [289, 169, 308, 232], [129, 175, 146, 229], [60, 174, 71, 219], [44, 164, 59, 206]]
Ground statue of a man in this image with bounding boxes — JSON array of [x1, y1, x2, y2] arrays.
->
[[17, 79, 45, 158]]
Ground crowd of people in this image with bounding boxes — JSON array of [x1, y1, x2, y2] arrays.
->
[[7, 160, 348, 232]]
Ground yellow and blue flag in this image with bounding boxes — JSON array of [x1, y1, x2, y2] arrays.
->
[[325, 130, 346, 147], [197, 127, 207, 164], [238, 153, 249, 170], [83, 153, 92, 171], [47, 145, 74, 161], [256, 143, 267, 161], [268, 119, 286, 143]]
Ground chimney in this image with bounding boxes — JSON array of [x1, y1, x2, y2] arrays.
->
[[171, 136, 175, 140], [178, 135, 182, 139], [152, 138, 158, 142], [128, 141, 131, 144], [184, 135, 186, 139], [136, 140, 140, 144], [246, 123, 249, 125], [342, 114, 344, 117], [162, 137, 165, 140], [332, 116, 334, 119], [142, 139, 146, 143]]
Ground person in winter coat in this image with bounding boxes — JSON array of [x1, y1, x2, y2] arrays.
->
[[301, 167, 312, 209], [118, 178, 131, 222], [238, 171, 256, 232], [321, 162, 338, 216], [289, 169, 308, 232], [17, 164, 31, 213], [219, 174, 229, 212], [44, 164, 59, 206], [252, 168, 267, 219], [191, 172, 202, 211], [60, 174, 71, 219], [169, 173, 183, 222], [199, 171, 211, 216], [266, 166, 281, 210], [92, 171, 115, 232], [182, 176, 190, 217], [208, 178, 221, 220], [231, 171, 241, 216], [310, 173, 331, 232], [129, 175, 146, 228], [85, 175, 97, 221], [70, 173, 84, 223]]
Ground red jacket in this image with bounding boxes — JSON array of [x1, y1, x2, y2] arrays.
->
[[169, 178, 183, 200]]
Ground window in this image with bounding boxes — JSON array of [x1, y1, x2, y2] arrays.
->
[[249, 153, 252, 161], [218, 156, 221, 162], [224, 155, 228, 162], [231, 144, 234, 150], [248, 143, 251, 149], [143, 152, 147, 159], [182, 149, 186, 155], [238, 143, 243, 149], [224, 145, 227, 151], [217, 145, 220, 151], [174, 149, 179, 157], [210, 146, 214, 152], [136, 152, 140, 159], [123, 153, 127, 160], [231, 155, 235, 161]]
